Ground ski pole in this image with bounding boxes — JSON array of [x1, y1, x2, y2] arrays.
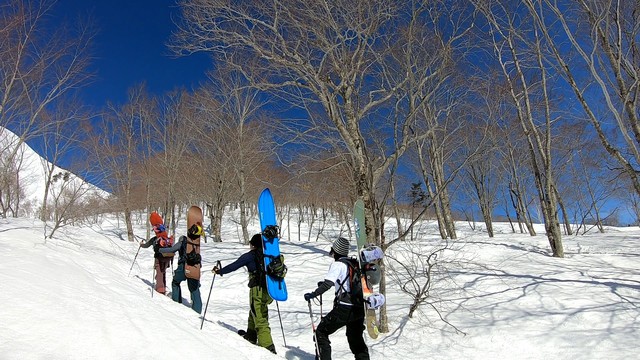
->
[[276, 301, 287, 347], [151, 262, 156, 298], [201, 260, 221, 330], [307, 300, 321, 358], [128, 243, 142, 277], [319, 293, 323, 317]]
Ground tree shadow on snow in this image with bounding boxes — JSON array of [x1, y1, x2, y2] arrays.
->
[[284, 241, 330, 257], [0, 226, 33, 233], [447, 262, 640, 348], [465, 239, 549, 256]]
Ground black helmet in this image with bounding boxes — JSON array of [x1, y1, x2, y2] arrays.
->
[[250, 233, 263, 248]]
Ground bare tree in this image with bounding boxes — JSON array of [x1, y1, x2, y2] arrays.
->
[[194, 68, 270, 243], [44, 170, 96, 239], [0, 0, 93, 165], [501, 130, 537, 235], [475, 0, 565, 256], [173, 0, 455, 237], [534, 0, 640, 198], [88, 86, 153, 241], [153, 90, 202, 230], [0, 129, 27, 217], [0, 0, 93, 218], [37, 100, 88, 221], [463, 132, 501, 237]]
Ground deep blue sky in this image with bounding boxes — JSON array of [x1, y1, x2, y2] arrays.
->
[[53, 0, 212, 108]]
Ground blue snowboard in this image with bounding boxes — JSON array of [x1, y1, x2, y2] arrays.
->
[[258, 188, 288, 301]]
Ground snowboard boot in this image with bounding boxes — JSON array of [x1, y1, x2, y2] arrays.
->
[[238, 329, 257, 345]]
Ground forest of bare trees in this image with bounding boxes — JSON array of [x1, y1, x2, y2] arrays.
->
[[2, 0, 639, 333]]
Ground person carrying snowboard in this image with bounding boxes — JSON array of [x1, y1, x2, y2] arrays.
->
[[161, 224, 204, 313], [140, 231, 174, 294], [304, 237, 369, 360], [212, 233, 277, 355]]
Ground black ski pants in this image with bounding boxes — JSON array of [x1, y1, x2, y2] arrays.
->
[[316, 303, 369, 360]]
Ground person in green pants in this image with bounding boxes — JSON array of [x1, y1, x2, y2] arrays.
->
[[213, 233, 276, 354]]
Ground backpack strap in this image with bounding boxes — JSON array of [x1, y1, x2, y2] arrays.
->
[[186, 237, 200, 254], [336, 258, 353, 299], [250, 249, 267, 289], [253, 249, 265, 274]]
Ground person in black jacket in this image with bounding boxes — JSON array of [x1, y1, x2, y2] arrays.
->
[[213, 233, 276, 354], [160, 224, 203, 313], [304, 237, 369, 360]]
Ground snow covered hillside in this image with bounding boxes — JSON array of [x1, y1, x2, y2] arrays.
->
[[0, 212, 638, 360], [0, 127, 108, 216]]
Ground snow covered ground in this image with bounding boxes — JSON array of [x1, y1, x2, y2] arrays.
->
[[0, 213, 638, 360]]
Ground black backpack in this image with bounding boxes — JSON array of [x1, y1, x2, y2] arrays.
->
[[266, 254, 287, 280], [181, 236, 201, 266], [250, 250, 288, 289], [336, 257, 364, 306], [250, 250, 268, 289]]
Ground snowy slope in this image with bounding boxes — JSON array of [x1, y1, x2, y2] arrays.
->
[[0, 213, 638, 360], [0, 127, 108, 211]]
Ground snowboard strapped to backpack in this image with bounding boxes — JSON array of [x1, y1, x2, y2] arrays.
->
[[336, 257, 385, 309], [184, 207, 203, 280], [252, 251, 287, 289], [258, 189, 288, 301]]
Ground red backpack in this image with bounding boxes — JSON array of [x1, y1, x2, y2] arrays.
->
[[150, 212, 174, 257]]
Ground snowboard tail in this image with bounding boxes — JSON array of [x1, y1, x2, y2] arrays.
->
[[187, 206, 203, 229], [258, 188, 288, 301]]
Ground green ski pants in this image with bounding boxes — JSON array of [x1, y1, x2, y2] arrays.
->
[[247, 286, 274, 349]]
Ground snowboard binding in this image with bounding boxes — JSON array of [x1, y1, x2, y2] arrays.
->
[[262, 225, 280, 240]]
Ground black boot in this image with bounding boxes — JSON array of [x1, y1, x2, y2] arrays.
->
[[266, 344, 277, 354], [242, 329, 257, 345]]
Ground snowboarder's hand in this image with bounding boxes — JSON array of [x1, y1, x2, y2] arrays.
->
[[304, 292, 315, 301]]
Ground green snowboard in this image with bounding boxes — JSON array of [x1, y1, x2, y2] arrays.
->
[[354, 199, 380, 339]]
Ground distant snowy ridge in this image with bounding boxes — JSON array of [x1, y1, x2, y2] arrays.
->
[[0, 126, 108, 216]]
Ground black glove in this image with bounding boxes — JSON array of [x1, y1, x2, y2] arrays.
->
[[304, 292, 316, 301]]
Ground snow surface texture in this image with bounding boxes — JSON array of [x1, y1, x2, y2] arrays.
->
[[1, 215, 638, 360]]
